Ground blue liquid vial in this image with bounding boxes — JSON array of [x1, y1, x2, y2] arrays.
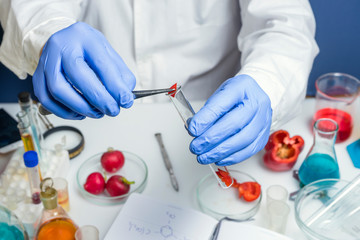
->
[[298, 118, 340, 187]]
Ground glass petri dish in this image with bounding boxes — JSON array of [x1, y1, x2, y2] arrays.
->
[[76, 151, 148, 205], [294, 178, 360, 240], [196, 170, 262, 220]]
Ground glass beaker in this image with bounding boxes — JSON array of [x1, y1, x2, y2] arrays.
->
[[313, 73, 360, 143], [299, 118, 340, 187], [75, 225, 99, 240]]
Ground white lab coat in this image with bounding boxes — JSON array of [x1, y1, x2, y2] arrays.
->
[[0, 0, 318, 129]]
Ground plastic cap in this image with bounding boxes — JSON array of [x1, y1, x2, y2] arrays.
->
[[23, 151, 39, 167], [17, 91, 30, 103]]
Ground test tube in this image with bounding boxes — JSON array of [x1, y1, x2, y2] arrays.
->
[[168, 86, 233, 188], [17, 111, 36, 152], [23, 151, 42, 204], [18, 92, 43, 151], [27, 106, 43, 160], [18, 91, 32, 112]]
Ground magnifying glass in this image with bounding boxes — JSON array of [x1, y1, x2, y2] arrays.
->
[[42, 126, 84, 159]]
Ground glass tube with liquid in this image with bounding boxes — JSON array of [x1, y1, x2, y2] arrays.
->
[[168, 86, 233, 188], [17, 111, 35, 152]]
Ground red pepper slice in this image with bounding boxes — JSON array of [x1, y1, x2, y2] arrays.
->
[[215, 169, 233, 187], [238, 182, 261, 202], [263, 130, 304, 171], [168, 83, 178, 97], [231, 178, 241, 189]]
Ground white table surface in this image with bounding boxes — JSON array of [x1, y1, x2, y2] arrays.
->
[[1, 98, 359, 239]]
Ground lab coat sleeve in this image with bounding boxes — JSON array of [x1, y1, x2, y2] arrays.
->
[[237, 0, 319, 130], [0, 0, 84, 79]]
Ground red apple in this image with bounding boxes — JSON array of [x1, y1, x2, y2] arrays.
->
[[83, 172, 106, 195], [106, 175, 134, 197], [101, 147, 125, 173]]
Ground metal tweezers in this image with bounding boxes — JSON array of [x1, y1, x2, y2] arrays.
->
[[133, 88, 174, 99], [38, 88, 174, 115]]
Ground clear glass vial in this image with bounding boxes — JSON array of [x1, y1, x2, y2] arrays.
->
[[23, 151, 42, 204]]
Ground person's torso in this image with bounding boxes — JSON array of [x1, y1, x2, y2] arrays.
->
[[81, 0, 242, 101]]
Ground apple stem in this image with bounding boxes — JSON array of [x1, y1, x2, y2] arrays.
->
[[121, 177, 135, 185]]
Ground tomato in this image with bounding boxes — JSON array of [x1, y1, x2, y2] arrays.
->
[[238, 182, 261, 202]]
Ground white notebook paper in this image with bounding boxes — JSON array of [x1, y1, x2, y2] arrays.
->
[[104, 193, 292, 240]]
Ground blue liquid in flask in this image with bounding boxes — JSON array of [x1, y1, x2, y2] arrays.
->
[[0, 222, 25, 240], [298, 153, 340, 187]]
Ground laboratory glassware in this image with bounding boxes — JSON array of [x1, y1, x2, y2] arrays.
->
[[298, 118, 340, 187], [266, 185, 290, 234], [0, 205, 29, 240], [53, 177, 70, 212], [17, 93, 44, 156], [75, 225, 99, 240], [23, 151, 42, 204], [313, 73, 360, 143], [197, 170, 261, 221], [17, 91, 32, 115], [266, 185, 288, 209], [295, 176, 360, 240], [168, 86, 233, 188], [267, 200, 290, 234], [36, 178, 78, 240], [17, 111, 35, 152]]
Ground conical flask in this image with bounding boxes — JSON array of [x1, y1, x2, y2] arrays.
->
[[298, 118, 340, 187], [0, 205, 29, 240], [35, 178, 78, 240]]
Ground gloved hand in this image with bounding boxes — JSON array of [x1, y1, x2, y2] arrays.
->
[[187, 74, 272, 166], [33, 22, 136, 119]]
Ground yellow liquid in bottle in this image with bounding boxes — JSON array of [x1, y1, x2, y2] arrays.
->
[[36, 218, 77, 240], [21, 133, 35, 151]]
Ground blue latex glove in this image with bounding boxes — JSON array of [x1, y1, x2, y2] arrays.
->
[[33, 22, 136, 119], [188, 74, 272, 166]]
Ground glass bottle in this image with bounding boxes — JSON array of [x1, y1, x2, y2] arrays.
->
[[298, 118, 340, 187], [35, 178, 78, 240]]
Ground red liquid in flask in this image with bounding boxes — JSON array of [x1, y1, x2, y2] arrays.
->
[[312, 108, 353, 143]]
